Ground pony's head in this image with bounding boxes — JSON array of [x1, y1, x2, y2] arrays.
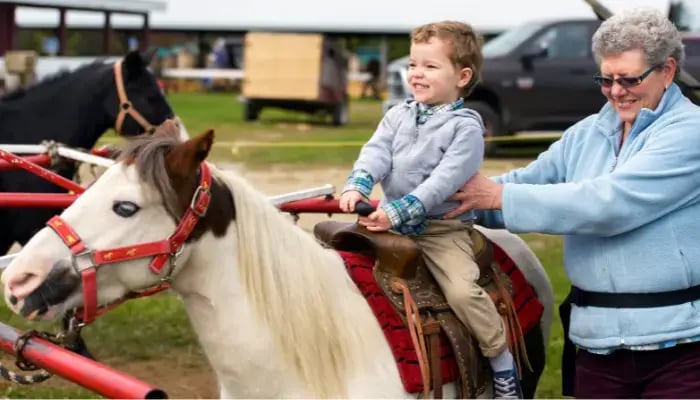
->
[[1, 120, 221, 322], [107, 50, 173, 136]]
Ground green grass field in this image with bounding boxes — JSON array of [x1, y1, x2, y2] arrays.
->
[[2, 92, 568, 398]]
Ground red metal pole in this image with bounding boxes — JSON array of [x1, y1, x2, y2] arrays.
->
[[0, 321, 166, 398], [0, 193, 78, 208], [0, 154, 51, 171], [0, 150, 85, 194], [278, 198, 379, 214]]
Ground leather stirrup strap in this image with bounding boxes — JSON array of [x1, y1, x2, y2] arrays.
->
[[423, 316, 443, 398], [491, 264, 532, 376], [392, 279, 432, 398]]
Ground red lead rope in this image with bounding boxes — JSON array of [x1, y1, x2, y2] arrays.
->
[[46, 162, 212, 324]]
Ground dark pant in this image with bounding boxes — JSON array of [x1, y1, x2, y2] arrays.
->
[[575, 341, 700, 398]]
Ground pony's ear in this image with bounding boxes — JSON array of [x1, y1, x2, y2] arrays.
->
[[123, 50, 146, 79], [166, 129, 215, 177], [192, 129, 214, 163]]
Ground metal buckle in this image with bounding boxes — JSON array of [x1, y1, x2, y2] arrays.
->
[[71, 250, 95, 273], [161, 246, 184, 284], [189, 185, 209, 218]]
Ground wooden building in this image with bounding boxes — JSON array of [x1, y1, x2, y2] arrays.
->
[[0, 0, 166, 56]]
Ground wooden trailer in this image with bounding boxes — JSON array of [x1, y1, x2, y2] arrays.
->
[[241, 32, 349, 125]]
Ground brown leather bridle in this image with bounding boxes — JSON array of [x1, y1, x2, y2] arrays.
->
[[113, 60, 157, 135], [46, 162, 212, 325]]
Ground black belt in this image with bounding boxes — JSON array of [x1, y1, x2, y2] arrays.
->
[[560, 284, 700, 397], [570, 284, 700, 308]]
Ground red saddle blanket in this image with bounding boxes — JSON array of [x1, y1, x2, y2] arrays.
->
[[338, 242, 544, 394]]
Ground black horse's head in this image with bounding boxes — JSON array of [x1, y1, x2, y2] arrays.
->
[[104, 50, 174, 137]]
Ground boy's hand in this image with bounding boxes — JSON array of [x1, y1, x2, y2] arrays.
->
[[359, 209, 391, 232], [339, 190, 364, 212]]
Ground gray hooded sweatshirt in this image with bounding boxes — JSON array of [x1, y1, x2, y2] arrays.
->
[[352, 100, 485, 220]]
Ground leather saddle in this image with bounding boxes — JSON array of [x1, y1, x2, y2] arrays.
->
[[313, 220, 528, 398]]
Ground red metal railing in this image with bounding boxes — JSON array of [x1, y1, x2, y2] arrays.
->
[[0, 147, 112, 207], [0, 154, 51, 171], [0, 150, 85, 194], [0, 321, 166, 398]]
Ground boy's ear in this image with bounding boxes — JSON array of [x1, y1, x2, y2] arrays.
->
[[457, 67, 473, 89]]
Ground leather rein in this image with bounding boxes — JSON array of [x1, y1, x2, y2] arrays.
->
[[46, 162, 212, 326], [113, 60, 157, 135]]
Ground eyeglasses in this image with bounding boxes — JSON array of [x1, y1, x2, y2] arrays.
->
[[593, 64, 662, 89]]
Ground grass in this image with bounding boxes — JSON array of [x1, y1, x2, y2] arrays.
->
[[6, 92, 568, 398]]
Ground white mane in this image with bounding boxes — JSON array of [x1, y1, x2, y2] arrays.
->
[[213, 169, 367, 398]]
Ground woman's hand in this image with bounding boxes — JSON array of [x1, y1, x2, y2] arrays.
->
[[444, 173, 504, 219], [359, 209, 392, 232], [339, 190, 365, 212]]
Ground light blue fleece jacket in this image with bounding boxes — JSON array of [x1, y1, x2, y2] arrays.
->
[[351, 100, 484, 219], [479, 83, 700, 349]]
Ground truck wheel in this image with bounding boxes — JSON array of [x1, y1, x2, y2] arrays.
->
[[244, 101, 260, 121], [463, 101, 502, 157], [332, 99, 349, 126]]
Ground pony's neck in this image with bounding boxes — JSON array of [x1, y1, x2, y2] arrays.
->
[[170, 195, 408, 397], [171, 229, 312, 397]]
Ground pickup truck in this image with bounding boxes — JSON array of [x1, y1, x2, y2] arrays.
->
[[384, 18, 700, 154]]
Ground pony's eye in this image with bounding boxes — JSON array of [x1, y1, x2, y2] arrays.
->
[[112, 201, 141, 217]]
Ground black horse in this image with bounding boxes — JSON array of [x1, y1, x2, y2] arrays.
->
[[0, 50, 173, 254], [0, 50, 173, 360]]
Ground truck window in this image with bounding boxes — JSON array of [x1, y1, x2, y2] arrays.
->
[[528, 24, 591, 59], [482, 21, 547, 58], [683, 38, 700, 57]]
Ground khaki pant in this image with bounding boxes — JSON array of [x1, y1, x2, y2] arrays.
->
[[411, 219, 506, 357]]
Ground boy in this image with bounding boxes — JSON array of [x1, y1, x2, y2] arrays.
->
[[339, 21, 521, 399]]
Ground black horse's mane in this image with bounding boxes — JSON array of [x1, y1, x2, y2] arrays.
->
[[0, 60, 109, 102]]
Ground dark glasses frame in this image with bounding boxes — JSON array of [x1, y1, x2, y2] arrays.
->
[[594, 64, 663, 89]]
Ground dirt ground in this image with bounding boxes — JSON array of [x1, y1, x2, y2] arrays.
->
[[3, 159, 532, 398]]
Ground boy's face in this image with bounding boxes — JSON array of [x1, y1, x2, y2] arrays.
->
[[408, 37, 472, 105]]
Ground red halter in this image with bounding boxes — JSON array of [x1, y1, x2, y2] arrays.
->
[[46, 162, 212, 324], [113, 60, 157, 135]]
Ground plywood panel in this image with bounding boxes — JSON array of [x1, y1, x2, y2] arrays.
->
[[243, 32, 323, 100]]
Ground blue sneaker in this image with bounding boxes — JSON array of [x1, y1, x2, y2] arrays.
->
[[492, 367, 522, 399]]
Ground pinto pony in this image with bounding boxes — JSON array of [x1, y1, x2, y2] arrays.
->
[[2, 123, 552, 398]]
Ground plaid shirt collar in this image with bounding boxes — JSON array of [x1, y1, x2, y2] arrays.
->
[[417, 98, 464, 125]]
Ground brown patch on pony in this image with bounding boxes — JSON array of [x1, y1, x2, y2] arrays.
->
[[119, 126, 235, 240]]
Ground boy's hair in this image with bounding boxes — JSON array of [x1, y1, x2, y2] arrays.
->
[[411, 20, 484, 96]]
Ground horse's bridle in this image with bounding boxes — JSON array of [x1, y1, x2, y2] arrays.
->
[[113, 60, 157, 135], [45, 162, 212, 325]]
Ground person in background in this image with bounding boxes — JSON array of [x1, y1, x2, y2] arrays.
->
[[447, 8, 700, 398], [361, 58, 381, 99], [340, 20, 522, 398]]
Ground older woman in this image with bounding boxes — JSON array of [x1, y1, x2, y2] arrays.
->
[[447, 8, 700, 398]]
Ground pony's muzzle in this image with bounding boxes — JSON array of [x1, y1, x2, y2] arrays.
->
[[6, 260, 79, 319]]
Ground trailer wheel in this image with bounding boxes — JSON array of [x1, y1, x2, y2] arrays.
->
[[331, 99, 349, 126], [463, 101, 502, 157], [244, 101, 260, 121]]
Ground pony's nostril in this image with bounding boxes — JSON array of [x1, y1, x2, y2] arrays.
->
[[9, 295, 17, 306]]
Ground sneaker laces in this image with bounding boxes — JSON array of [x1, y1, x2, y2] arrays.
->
[[493, 375, 519, 399]]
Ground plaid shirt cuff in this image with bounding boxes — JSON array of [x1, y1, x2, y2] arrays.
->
[[343, 169, 374, 198], [381, 194, 427, 235]]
